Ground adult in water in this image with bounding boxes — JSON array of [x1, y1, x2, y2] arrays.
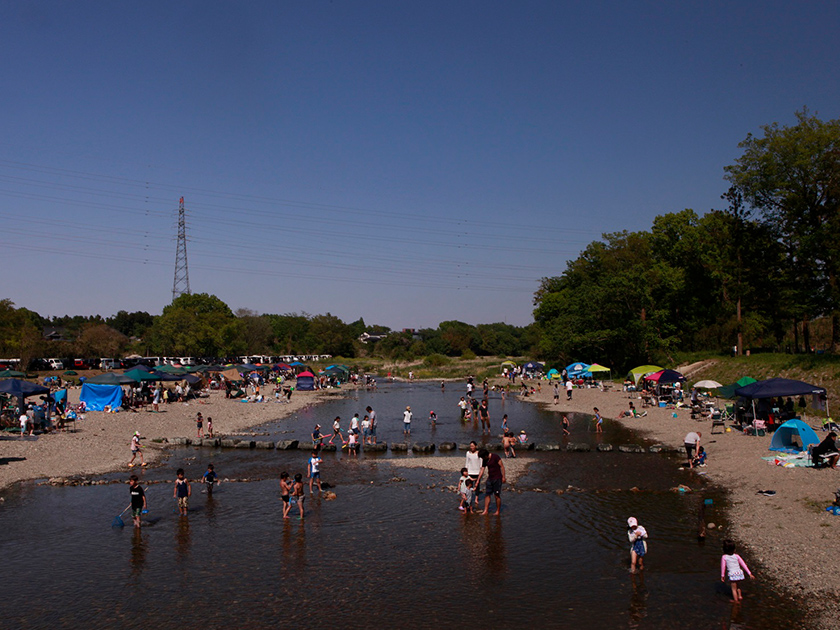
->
[[475, 448, 506, 515]]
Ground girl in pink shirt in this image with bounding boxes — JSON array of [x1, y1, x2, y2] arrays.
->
[[721, 539, 754, 602]]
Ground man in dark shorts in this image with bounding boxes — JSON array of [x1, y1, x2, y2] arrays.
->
[[129, 475, 146, 529], [475, 448, 506, 515]]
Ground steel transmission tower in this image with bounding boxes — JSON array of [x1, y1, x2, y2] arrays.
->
[[172, 196, 191, 301]]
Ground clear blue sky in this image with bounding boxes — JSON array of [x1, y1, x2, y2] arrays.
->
[[1, 1, 838, 329]]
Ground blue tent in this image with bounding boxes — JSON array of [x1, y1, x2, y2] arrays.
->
[[522, 361, 544, 372], [566, 363, 590, 378], [769, 418, 820, 452], [0, 378, 50, 399], [80, 383, 124, 411]]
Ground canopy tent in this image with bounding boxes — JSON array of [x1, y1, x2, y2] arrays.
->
[[500, 361, 516, 367], [183, 374, 203, 385], [566, 363, 590, 378], [546, 368, 559, 377], [735, 377, 828, 424], [645, 369, 685, 384], [522, 361, 544, 373], [273, 363, 292, 371], [586, 363, 612, 380], [0, 369, 26, 378], [734, 378, 826, 399], [296, 370, 316, 391], [220, 368, 243, 382], [0, 378, 49, 399], [694, 380, 723, 389], [80, 383, 123, 411], [126, 364, 153, 372], [238, 363, 261, 372], [88, 372, 136, 385], [156, 364, 187, 375], [717, 377, 757, 399], [123, 368, 160, 382], [769, 418, 820, 453], [627, 365, 664, 386], [62, 370, 78, 376]]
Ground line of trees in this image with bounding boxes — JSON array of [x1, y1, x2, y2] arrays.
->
[[533, 109, 840, 369], [0, 293, 538, 366]]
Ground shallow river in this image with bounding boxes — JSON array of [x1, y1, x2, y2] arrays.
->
[[0, 381, 799, 629]]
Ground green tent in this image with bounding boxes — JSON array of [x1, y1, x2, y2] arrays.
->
[[156, 364, 188, 374], [123, 368, 160, 382], [0, 369, 26, 378], [717, 376, 757, 399], [88, 372, 136, 385], [627, 365, 664, 386]]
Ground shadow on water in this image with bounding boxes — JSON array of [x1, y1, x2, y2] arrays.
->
[[0, 382, 802, 629]]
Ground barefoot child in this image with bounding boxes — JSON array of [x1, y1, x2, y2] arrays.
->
[[721, 539, 754, 602], [280, 472, 292, 519], [329, 417, 345, 445], [347, 429, 358, 455], [429, 410, 437, 428], [562, 415, 570, 436], [206, 416, 213, 438], [174, 468, 191, 516], [457, 467, 470, 511], [461, 479, 475, 514], [128, 431, 146, 468], [503, 431, 517, 458], [627, 517, 647, 573], [196, 412, 203, 438], [202, 463, 218, 495], [594, 407, 603, 433], [308, 451, 323, 495], [292, 473, 305, 519], [501, 414, 509, 432]]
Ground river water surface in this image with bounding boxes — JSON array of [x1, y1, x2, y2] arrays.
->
[[0, 381, 799, 629]]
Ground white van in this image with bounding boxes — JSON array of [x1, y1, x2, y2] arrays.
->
[[100, 358, 116, 371], [48, 358, 64, 370]]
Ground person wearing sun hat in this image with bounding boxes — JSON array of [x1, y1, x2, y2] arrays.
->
[[128, 431, 146, 468], [403, 406, 412, 436], [627, 517, 648, 573]]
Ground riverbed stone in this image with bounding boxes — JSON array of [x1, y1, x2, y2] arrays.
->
[[566, 443, 591, 452], [364, 442, 387, 452], [234, 441, 255, 449], [618, 444, 645, 453], [390, 442, 409, 451], [412, 442, 435, 453], [597, 443, 614, 452], [438, 442, 457, 451], [254, 440, 274, 449], [458, 443, 474, 451], [220, 439, 239, 448], [648, 444, 665, 453], [276, 439, 300, 450], [320, 444, 337, 452], [518, 442, 535, 451], [172, 437, 191, 446], [535, 443, 561, 451], [296, 441, 316, 451]]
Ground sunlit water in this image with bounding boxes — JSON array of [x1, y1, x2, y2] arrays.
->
[[0, 381, 798, 629]]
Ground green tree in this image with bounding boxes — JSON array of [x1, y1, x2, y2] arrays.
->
[[725, 109, 840, 350], [107, 310, 154, 339], [76, 324, 129, 358], [0, 299, 43, 368], [309, 313, 355, 357], [146, 293, 238, 356]]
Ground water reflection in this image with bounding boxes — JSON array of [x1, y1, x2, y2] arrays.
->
[[130, 528, 147, 576], [175, 517, 191, 563], [627, 571, 648, 628], [460, 515, 506, 582], [281, 519, 307, 571]]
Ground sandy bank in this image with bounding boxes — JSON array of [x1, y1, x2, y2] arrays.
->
[[515, 381, 840, 628]]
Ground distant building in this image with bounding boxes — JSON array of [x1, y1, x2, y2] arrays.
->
[[42, 327, 72, 342]]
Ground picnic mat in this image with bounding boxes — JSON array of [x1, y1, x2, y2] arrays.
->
[[761, 452, 811, 468]]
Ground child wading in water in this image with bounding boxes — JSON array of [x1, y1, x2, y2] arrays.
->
[[202, 463, 218, 495], [721, 539, 754, 602], [627, 517, 647, 573], [280, 472, 292, 519], [292, 473, 305, 519], [461, 479, 475, 514], [174, 468, 191, 516], [458, 467, 470, 511], [562, 415, 570, 436], [502, 431, 517, 458]]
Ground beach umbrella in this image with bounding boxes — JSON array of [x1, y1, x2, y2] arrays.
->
[[0, 369, 26, 378], [694, 380, 723, 389]]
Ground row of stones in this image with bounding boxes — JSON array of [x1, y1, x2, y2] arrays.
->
[[160, 437, 678, 455]]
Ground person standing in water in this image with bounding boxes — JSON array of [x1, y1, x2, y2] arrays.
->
[[308, 451, 323, 495], [292, 473, 306, 519], [128, 431, 146, 468], [475, 448, 506, 515], [366, 406, 377, 444], [594, 407, 603, 433], [403, 406, 412, 436], [280, 472, 292, 519], [721, 539, 754, 602], [174, 468, 191, 516], [627, 517, 647, 573], [478, 399, 491, 435], [129, 475, 146, 529], [562, 415, 571, 436]]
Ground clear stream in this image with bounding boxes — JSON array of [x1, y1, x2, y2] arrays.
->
[[0, 382, 799, 629]]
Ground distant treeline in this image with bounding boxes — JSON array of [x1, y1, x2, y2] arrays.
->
[[533, 109, 840, 368], [0, 293, 537, 368]]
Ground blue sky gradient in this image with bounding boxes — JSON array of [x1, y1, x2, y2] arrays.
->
[[1, 1, 838, 328]]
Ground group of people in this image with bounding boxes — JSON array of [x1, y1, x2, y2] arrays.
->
[[311, 405, 380, 450]]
